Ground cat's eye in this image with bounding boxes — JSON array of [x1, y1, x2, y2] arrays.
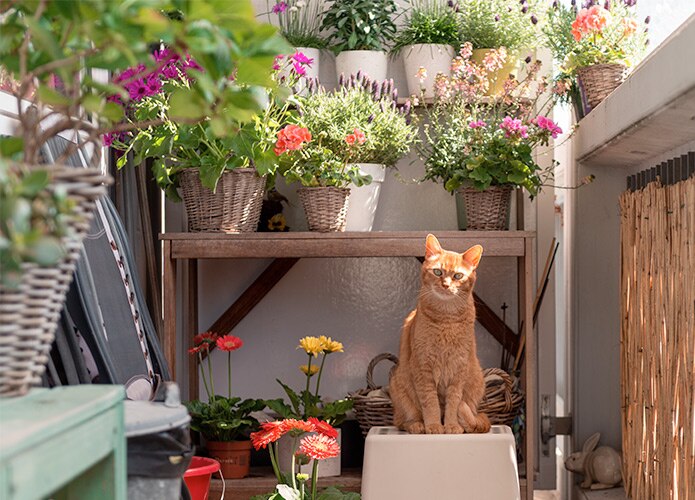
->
[[453, 272, 464, 280], [432, 269, 443, 276]]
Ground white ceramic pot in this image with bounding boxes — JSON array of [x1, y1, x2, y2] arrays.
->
[[277, 429, 342, 478], [345, 163, 386, 232], [335, 50, 388, 81], [402, 44, 456, 99]]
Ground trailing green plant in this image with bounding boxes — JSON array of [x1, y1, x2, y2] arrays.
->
[[321, 0, 398, 53], [267, 0, 328, 49], [391, 0, 462, 54], [420, 44, 560, 196], [0, 161, 73, 286], [457, 0, 543, 51]]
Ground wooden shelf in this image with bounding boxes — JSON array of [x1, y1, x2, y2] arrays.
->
[[161, 230, 534, 259]]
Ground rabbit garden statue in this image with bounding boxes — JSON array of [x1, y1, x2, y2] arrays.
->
[[564, 432, 623, 490]]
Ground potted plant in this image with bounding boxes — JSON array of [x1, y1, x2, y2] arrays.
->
[[109, 49, 307, 233], [274, 118, 371, 232], [264, 335, 353, 477], [546, 0, 647, 115], [185, 332, 266, 479], [392, 0, 461, 98], [458, 0, 543, 95], [296, 75, 416, 230], [419, 43, 560, 230], [0, 0, 280, 396], [321, 0, 398, 81], [268, 0, 327, 81]]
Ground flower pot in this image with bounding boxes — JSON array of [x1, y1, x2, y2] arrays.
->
[[297, 186, 351, 232], [470, 49, 519, 96], [345, 163, 386, 231], [206, 440, 251, 479], [296, 47, 320, 81], [576, 63, 627, 114], [178, 167, 265, 233], [335, 50, 388, 81], [184, 456, 220, 500], [455, 185, 513, 231], [0, 166, 110, 397], [276, 429, 342, 478], [402, 44, 456, 99]]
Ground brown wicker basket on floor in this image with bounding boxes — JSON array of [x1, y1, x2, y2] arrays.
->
[[297, 186, 350, 232], [350, 353, 399, 437], [577, 63, 627, 112], [179, 167, 265, 233], [457, 185, 513, 230], [0, 166, 110, 397], [350, 354, 524, 435]]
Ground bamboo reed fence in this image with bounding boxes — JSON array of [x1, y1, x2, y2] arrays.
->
[[619, 174, 694, 500]]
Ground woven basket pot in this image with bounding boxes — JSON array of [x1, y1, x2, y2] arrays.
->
[[179, 168, 265, 233], [297, 186, 350, 232], [0, 166, 110, 397], [577, 63, 627, 112], [350, 353, 399, 437], [456, 185, 513, 231]]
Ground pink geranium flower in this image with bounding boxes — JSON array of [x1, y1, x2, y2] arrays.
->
[[272, 1, 288, 14]]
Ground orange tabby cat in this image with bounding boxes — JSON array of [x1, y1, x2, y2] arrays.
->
[[390, 234, 490, 434]]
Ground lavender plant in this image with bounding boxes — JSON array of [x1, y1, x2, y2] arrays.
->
[[457, 0, 544, 51]]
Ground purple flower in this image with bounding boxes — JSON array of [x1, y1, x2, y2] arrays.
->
[[644, 15, 650, 24], [291, 51, 314, 67], [145, 74, 162, 95], [128, 78, 149, 101], [292, 61, 307, 76], [494, 14, 500, 21], [521, 4, 528, 14], [103, 133, 114, 147], [531, 14, 538, 24], [272, 1, 288, 14], [525, 55, 532, 63], [161, 64, 180, 80], [184, 57, 203, 72], [154, 48, 179, 63]]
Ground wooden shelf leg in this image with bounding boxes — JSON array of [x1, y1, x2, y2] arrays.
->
[[163, 240, 177, 381], [520, 237, 535, 499], [185, 259, 199, 401]]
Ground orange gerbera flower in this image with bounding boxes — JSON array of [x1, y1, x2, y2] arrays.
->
[[216, 334, 243, 352], [308, 417, 338, 439], [250, 421, 285, 450], [298, 434, 340, 461], [281, 419, 316, 435]]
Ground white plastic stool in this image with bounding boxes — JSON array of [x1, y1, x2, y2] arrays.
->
[[361, 425, 520, 500]]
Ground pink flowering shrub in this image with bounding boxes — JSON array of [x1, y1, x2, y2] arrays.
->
[[420, 42, 561, 197]]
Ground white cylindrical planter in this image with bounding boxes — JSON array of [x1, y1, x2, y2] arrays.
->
[[402, 44, 455, 98], [277, 429, 342, 478], [335, 50, 388, 81], [345, 163, 386, 231]]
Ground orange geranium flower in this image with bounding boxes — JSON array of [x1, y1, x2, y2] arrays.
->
[[308, 417, 338, 439], [216, 334, 243, 352], [571, 5, 610, 41], [298, 434, 340, 461], [274, 124, 311, 155]]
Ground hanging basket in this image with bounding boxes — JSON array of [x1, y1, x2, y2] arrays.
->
[[456, 185, 513, 231], [349, 354, 525, 435], [0, 166, 110, 397], [297, 186, 350, 232], [577, 63, 627, 113], [179, 168, 265, 233]]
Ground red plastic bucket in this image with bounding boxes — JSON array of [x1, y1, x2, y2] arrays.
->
[[184, 456, 220, 500]]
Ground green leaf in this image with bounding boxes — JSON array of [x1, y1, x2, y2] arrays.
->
[[28, 236, 65, 265], [20, 170, 49, 197], [169, 88, 207, 120], [0, 137, 24, 160], [37, 86, 71, 107], [276, 380, 303, 416]]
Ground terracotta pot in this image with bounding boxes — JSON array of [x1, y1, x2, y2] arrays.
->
[[206, 440, 251, 479], [470, 49, 519, 96]]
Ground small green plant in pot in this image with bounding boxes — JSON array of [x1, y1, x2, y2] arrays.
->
[[185, 333, 266, 479], [321, 0, 398, 81], [420, 44, 561, 230], [457, 0, 544, 94], [392, 0, 461, 98]]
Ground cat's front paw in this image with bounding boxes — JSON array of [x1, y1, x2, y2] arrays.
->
[[444, 423, 464, 434], [425, 423, 445, 434], [404, 421, 425, 434]]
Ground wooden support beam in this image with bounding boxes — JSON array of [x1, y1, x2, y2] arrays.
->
[[207, 258, 300, 335]]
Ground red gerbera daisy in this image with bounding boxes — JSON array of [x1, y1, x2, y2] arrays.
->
[[216, 334, 243, 352], [281, 419, 315, 435], [188, 345, 203, 355], [308, 417, 338, 439], [193, 332, 218, 347], [298, 434, 340, 461], [250, 421, 285, 450]]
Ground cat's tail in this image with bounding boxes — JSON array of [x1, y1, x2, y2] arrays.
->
[[458, 402, 491, 433]]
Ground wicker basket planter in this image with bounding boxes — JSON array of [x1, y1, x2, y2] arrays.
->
[[297, 186, 350, 232], [179, 167, 265, 233], [456, 185, 513, 231], [350, 354, 524, 436], [577, 63, 627, 113], [0, 166, 110, 397]]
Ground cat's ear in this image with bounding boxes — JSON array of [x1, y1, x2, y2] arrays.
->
[[462, 245, 483, 269], [425, 234, 442, 260]]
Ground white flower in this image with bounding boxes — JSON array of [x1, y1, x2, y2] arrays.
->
[[276, 484, 301, 500], [289, 5, 298, 12]]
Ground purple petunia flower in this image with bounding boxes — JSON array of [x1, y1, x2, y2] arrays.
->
[[272, 1, 288, 14]]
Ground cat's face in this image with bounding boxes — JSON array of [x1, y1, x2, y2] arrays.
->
[[421, 234, 483, 299]]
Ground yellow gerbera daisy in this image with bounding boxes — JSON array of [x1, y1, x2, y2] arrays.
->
[[319, 335, 344, 353], [298, 336, 323, 357], [299, 364, 319, 376]]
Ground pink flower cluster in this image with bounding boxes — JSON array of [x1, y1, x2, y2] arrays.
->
[[499, 116, 528, 139], [533, 115, 563, 139], [272, 1, 288, 14], [273, 52, 314, 76], [469, 120, 487, 129], [571, 5, 611, 41]]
